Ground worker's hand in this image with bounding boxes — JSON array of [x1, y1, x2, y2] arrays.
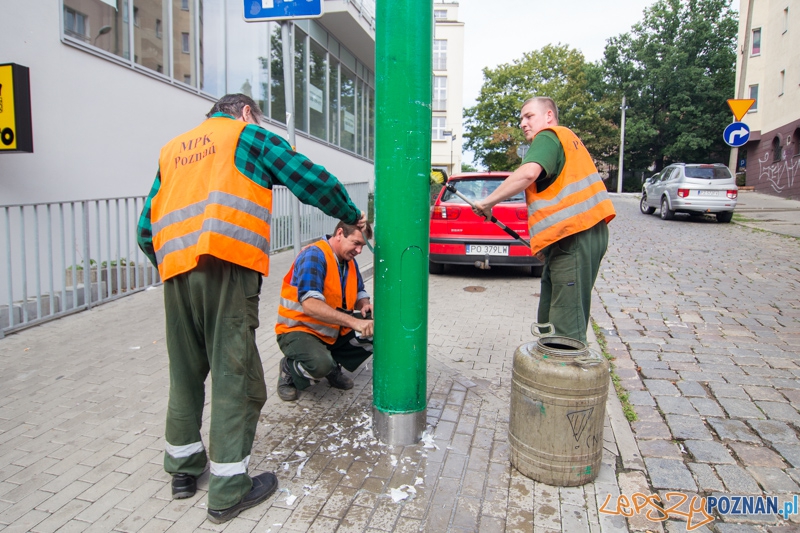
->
[[535, 251, 545, 262], [472, 201, 492, 220], [356, 319, 374, 338], [356, 211, 368, 231], [358, 301, 373, 317]]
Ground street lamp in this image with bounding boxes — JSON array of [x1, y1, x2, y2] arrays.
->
[[443, 130, 456, 175], [94, 25, 112, 45]]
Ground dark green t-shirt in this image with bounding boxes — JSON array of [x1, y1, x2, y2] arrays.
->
[[521, 130, 565, 193]]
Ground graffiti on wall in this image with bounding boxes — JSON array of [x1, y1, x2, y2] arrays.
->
[[758, 146, 800, 193]]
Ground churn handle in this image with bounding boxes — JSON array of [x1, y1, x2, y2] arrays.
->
[[574, 349, 605, 368], [530, 322, 554, 338]]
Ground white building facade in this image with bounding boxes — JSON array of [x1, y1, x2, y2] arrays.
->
[[430, 1, 464, 178], [736, 0, 800, 198], [0, 0, 377, 205]]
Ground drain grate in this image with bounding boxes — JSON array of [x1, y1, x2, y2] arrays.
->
[[463, 286, 486, 293]]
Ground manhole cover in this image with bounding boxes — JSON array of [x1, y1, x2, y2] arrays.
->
[[463, 286, 486, 293]]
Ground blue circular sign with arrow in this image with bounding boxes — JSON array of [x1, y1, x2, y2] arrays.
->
[[724, 122, 750, 148]]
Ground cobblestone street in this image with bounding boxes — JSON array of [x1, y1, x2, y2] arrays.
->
[[594, 195, 800, 532]]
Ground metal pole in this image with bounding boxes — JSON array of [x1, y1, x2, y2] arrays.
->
[[616, 95, 626, 194], [729, 0, 756, 175], [282, 20, 302, 256], [373, 0, 431, 445]]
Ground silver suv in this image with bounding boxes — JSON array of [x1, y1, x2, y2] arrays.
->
[[640, 163, 738, 222]]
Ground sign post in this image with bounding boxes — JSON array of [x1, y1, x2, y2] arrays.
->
[[0, 63, 33, 153], [725, 98, 755, 173], [243, 1, 323, 256]]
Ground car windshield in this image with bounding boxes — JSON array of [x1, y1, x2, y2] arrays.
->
[[684, 166, 732, 180], [441, 179, 524, 204]]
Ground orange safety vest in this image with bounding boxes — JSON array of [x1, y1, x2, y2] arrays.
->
[[525, 126, 616, 254], [275, 239, 359, 344], [151, 117, 273, 281]]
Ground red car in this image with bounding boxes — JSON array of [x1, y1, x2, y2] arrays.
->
[[429, 172, 543, 276]]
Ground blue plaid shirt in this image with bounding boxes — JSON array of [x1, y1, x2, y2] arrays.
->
[[292, 238, 368, 307]]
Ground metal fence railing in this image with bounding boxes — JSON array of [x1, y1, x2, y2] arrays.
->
[[1, 181, 369, 337]]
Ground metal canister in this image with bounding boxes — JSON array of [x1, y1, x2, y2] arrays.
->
[[508, 323, 610, 486]]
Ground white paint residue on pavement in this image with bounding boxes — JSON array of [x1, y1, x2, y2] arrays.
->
[[390, 484, 417, 503], [420, 431, 439, 449]]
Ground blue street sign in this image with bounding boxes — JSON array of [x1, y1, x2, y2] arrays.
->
[[723, 121, 750, 148], [243, 0, 323, 22]]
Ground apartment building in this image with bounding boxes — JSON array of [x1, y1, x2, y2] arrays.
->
[[736, 0, 800, 198], [0, 0, 377, 205], [431, 1, 464, 178]]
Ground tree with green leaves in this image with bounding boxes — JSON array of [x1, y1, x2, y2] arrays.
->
[[463, 44, 619, 171], [601, 0, 737, 171]]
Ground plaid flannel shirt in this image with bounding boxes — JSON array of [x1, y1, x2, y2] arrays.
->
[[137, 113, 361, 267]]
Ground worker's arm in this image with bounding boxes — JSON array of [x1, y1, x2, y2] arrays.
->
[[473, 162, 541, 219], [302, 298, 374, 337]]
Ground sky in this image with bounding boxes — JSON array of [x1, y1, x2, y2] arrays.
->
[[456, 0, 658, 167]]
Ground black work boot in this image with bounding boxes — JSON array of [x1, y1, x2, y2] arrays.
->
[[326, 364, 354, 390], [206, 471, 278, 524], [171, 473, 197, 499], [277, 357, 298, 401]]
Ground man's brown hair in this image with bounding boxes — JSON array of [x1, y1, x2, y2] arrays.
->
[[334, 220, 373, 241]]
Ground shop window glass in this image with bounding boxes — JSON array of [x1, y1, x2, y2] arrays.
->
[[225, 2, 269, 112], [329, 58, 339, 146], [63, 0, 129, 60], [270, 22, 286, 124], [172, 0, 194, 84], [309, 38, 327, 140], [340, 66, 356, 152], [199, 0, 225, 97], [130, 0, 169, 74], [294, 28, 307, 133]]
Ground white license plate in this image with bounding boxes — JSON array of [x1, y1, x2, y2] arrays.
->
[[697, 190, 722, 196], [466, 244, 509, 255]]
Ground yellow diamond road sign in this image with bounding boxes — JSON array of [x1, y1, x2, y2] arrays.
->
[[727, 99, 755, 122]]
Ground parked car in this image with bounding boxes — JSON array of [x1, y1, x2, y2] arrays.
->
[[429, 172, 543, 276], [640, 163, 738, 222]]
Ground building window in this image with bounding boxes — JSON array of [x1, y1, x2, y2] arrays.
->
[[433, 40, 447, 70], [784, 8, 789, 33], [182, 32, 190, 54], [63, 6, 88, 41], [133, 6, 140, 27], [156, 19, 162, 39], [434, 9, 447, 20], [184, 74, 191, 84], [432, 117, 446, 140], [157, 64, 163, 73], [752, 28, 761, 55], [749, 84, 759, 110], [772, 136, 783, 162], [780, 70, 785, 95], [182, 0, 189, 10], [433, 76, 447, 111]]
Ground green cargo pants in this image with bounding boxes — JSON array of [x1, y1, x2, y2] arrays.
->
[[538, 221, 609, 344], [162, 255, 267, 510], [277, 330, 373, 390]]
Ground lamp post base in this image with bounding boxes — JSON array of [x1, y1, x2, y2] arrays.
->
[[373, 407, 426, 446]]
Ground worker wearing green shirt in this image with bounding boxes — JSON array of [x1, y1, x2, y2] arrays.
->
[[137, 94, 366, 524], [473, 96, 614, 343]]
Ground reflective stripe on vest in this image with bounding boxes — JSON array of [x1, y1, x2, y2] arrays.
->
[[210, 455, 250, 478], [275, 240, 358, 344], [152, 117, 273, 280], [165, 440, 205, 459], [525, 126, 615, 253]]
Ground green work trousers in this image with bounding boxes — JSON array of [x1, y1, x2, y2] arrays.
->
[[277, 330, 372, 390], [162, 255, 267, 510], [538, 221, 609, 344]]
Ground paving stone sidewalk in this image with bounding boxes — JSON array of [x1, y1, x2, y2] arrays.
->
[[1, 245, 639, 532]]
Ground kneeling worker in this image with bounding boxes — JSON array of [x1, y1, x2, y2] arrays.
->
[[275, 221, 375, 401]]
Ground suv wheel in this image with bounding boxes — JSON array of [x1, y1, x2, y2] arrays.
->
[[640, 194, 656, 215], [716, 211, 733, 223], [660, 197, 675, 220]]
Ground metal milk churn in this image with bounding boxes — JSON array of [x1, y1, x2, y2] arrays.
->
[[508, 323, 610, 486]]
